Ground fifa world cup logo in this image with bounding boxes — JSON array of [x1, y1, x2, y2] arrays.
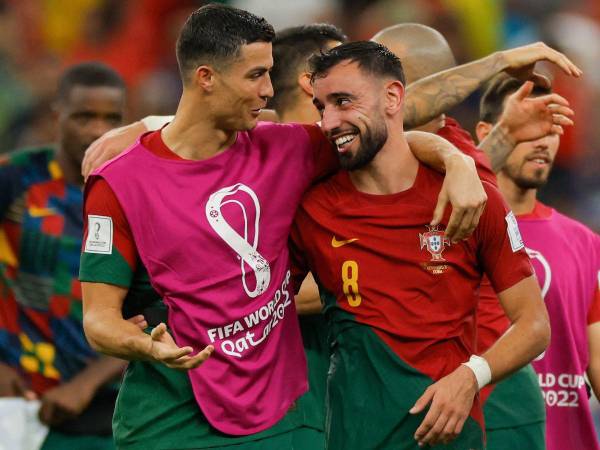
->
[[206, 183, 271, 298]]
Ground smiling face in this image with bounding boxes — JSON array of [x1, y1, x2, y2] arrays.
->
[[500, 133, 559, 189], [312, 61, 390, 171], [211, 42, 274, 131]]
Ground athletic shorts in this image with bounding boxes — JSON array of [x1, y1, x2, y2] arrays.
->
[[325, 326, 484, 450]]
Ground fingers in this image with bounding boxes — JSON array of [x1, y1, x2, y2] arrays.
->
[[444, 207, 464, 243], [419, 411, 449, 447], [128, 314, 148, 330], [164, 345, 214, 370], [414, 400, 442, 446], [430, 189, 448, 227], [552, 114, 574, 128], [456, 207, 477, 242], [543, 45, 582, 77], [514, 80, 534, 100], [150, 322, 167, 340], [410, 386, 434, 415], [541, 93, 570, 107]]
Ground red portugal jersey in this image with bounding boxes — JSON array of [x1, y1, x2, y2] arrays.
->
[[289, 163, 533, 422]]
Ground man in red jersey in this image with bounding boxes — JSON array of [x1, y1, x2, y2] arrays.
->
[[372, 24, 576, 449], [289, 41, 550, 449]]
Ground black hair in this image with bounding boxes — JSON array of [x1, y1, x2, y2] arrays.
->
[[269, 24, 347, 114], [480, 75, 551, 124], [57, 62, 125, 102], [176, 3, 275, 84], [309, 41, 405, 85]]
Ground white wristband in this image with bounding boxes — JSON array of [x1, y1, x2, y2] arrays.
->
[[140, 115, 174, 131], [461, 355, 492, 390]]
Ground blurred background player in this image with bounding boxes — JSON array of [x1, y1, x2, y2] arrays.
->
[[476, 74, 600, 450], [290, 40, 550, 449], [0, 62, 128, 450], [372, 23, 577, 449]]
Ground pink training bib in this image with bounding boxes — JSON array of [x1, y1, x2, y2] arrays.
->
[[92, 122, 322, 435], [518, 206, 600, 450]]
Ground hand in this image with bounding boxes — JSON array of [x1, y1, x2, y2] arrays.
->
[[39, 379, 96, 426], [498, 42, 582, 87], [432, 154, 487, 243], [148, 323, 214, 370], [81, 121, 147, 179], [497, 81, 574, 144], [0, 363, 36, 399], [410, 365, 478, 447]]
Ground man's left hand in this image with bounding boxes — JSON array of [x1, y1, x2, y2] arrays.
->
[[38, 378, 96, 426], [410, 365, 478, 447], [432, 154, 487, 242]]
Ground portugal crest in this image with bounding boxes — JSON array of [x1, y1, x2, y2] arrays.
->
[[419, 225, 451, 262]]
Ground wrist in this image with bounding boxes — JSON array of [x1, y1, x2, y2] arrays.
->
[[444, 152, 475, 173], [461, 355, 492, 390], [494, 120, 518, 147]]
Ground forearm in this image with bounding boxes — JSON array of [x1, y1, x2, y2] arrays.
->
[[478, 123, 516, 172], [404, 53, 505, 129], [483, 303, 550, 383], [82, 283, 153, 361], [406, 130, 474, 173]]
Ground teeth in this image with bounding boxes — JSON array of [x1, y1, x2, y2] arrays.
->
[[335, 134, 357, 147]]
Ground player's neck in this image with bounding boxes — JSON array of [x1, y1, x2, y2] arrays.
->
[[280, 100, 320, 125], [348, 132, 418, 195], [55, 146, 83, 187], [161, 94, 237, 160], [498, 176, 538, 215]]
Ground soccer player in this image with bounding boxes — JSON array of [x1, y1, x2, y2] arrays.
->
[[372, 23, 578, 449], [0, 63, 129, 450], [79, 5, 486, 450], [476, 74, 600, 450], [289, 41, 550, 449]]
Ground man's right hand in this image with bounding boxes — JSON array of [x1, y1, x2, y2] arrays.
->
[[0, 362, 36, 399], [496, 80, 575, 145], [147, 323, 214, 370], [497, 41, 582, 87], [81, 120, 148, 179]]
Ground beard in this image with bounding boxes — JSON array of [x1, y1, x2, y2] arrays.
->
[[339, 118, 388, 171], [502, 163, 552, 190]]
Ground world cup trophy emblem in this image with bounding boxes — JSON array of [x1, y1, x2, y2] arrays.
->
[[419, 225, 451, 262]]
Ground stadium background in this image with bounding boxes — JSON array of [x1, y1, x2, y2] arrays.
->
[[0, 0, 598, 439]]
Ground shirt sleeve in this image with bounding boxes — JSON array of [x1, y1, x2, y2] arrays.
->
[[588, 273, 600, 325], [79, 177, 138, 287], [475, 182, 533, 293], [301, 124, 339, 182]]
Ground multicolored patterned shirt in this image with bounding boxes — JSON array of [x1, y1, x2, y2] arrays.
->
[[0, 147, 96, 394]]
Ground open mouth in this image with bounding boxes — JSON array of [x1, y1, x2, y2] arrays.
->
[[333, 133, 359, 153], [525, 154, 551, 167]]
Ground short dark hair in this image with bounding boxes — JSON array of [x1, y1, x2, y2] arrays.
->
[[480, 75, 551, 124], [57, 62, 125, 102], [176, 4, 275, 84], [269, 24, 347, 114], [309, 41, 405, 85]]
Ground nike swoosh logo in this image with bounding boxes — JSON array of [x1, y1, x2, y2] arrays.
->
[[331, 237, 359, 248]]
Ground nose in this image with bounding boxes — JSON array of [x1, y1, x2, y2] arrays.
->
[[320, 105, 342, 136], [260, 73, 274, 100]]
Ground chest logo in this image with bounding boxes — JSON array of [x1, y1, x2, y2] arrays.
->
[[206, 183, 271, 299], [331, 236, 359, 248], [419, 225, 450, 262]]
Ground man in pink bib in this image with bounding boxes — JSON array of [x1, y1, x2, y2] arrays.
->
[[476, 75, 600, 450], [79, 5, 489, 449]]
